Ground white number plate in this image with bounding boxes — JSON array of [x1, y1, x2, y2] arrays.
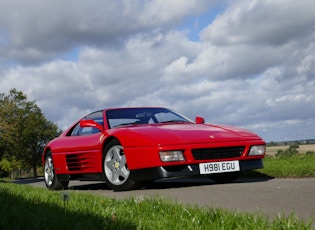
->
[[199, 160, 240, 174]]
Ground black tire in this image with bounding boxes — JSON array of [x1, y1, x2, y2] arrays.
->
[[207, 172, 240, 184], [102, 139, 137, 191], [44, 151, 69, 190]]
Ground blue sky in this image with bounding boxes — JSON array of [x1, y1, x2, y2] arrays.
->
[[177, 4, 226, 41], [0, 0, 314, 142]]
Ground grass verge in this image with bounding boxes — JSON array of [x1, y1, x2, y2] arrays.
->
[[0, 180, 312, 230], [257, 153, 315, 178]]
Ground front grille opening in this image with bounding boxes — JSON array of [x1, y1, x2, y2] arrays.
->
[[191, 146, 245, 160]]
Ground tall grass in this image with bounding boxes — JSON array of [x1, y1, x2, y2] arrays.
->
[[0, 181, 312, 230], [258, 152, 315, 177]]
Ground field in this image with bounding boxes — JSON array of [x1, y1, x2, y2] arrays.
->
[[266, 144, 315, 156]]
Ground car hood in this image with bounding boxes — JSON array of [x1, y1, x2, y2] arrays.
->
[[114, 123, 262, 147]]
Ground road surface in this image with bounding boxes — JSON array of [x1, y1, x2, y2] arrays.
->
[[18, 176, 315, 225]]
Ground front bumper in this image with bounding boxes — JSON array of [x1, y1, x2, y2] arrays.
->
[[131, 159, 264, 181]]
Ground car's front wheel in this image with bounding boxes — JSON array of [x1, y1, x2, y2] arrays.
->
[[44, 151, 69, 190], [102, 140, 138, 191]]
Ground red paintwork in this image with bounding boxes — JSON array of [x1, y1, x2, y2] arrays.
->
[[42, 108, 265, 175], [113, 123, 264, 170]]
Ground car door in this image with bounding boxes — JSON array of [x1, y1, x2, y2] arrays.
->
[[57, 111, 105, 173]]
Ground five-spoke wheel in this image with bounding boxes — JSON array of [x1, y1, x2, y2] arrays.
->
[[44, 151, 68, 190], [103, 140, 137, 191]]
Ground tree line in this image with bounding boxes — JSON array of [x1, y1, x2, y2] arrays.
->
[[0, 89, 60, 177]]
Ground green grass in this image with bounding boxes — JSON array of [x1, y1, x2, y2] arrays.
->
[[0, 181, 312, 230], [257, 153, 315, 178], [1, 151, 314, 229]]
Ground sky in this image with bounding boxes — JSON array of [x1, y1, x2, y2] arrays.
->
[[0, 0, 314, 142]]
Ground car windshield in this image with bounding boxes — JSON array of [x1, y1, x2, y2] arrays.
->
[[106, 108, 192, 128]]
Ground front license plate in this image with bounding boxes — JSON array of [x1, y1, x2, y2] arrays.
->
[[199, 160, 240, 175]]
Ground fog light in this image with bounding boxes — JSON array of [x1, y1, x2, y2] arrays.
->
[[159, 151, 185, 162], [248, 145, 266, 156]]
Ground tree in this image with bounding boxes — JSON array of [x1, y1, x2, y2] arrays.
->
[[0, 89, 60, 177], [289, 143, 299, 149]]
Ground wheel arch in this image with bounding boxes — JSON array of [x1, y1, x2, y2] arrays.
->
[[102, 136, 121, 152], [42, 147, 52, 165]]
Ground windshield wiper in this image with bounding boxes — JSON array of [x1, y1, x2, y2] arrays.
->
[[113, 121, 140, 128], [159, 120, 190, 124]]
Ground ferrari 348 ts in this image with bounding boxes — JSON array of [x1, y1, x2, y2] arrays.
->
[[43, 107, 265, 191]]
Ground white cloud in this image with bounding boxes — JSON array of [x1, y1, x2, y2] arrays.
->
[[0, 0, 212, 65], [0, 0, 314, 142], [200, 0, 315, 46]]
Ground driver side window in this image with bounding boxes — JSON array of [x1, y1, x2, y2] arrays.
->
[[70, 111, 104, 136], [70, 123, 81, 136]]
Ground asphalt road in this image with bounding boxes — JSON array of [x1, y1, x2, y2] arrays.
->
[[18, 176, 315, 226]]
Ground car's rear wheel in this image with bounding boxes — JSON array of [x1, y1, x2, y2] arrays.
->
[[44, 151, 69, 190], [103, 139, 137, 191], [207, 172, 240, 184]]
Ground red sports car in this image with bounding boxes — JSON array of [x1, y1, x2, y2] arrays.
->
[[43, 107, 265, 191]]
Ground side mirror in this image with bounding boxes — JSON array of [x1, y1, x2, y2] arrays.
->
[[80, 120, 104, 132], [195, 116, 205, 124]]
